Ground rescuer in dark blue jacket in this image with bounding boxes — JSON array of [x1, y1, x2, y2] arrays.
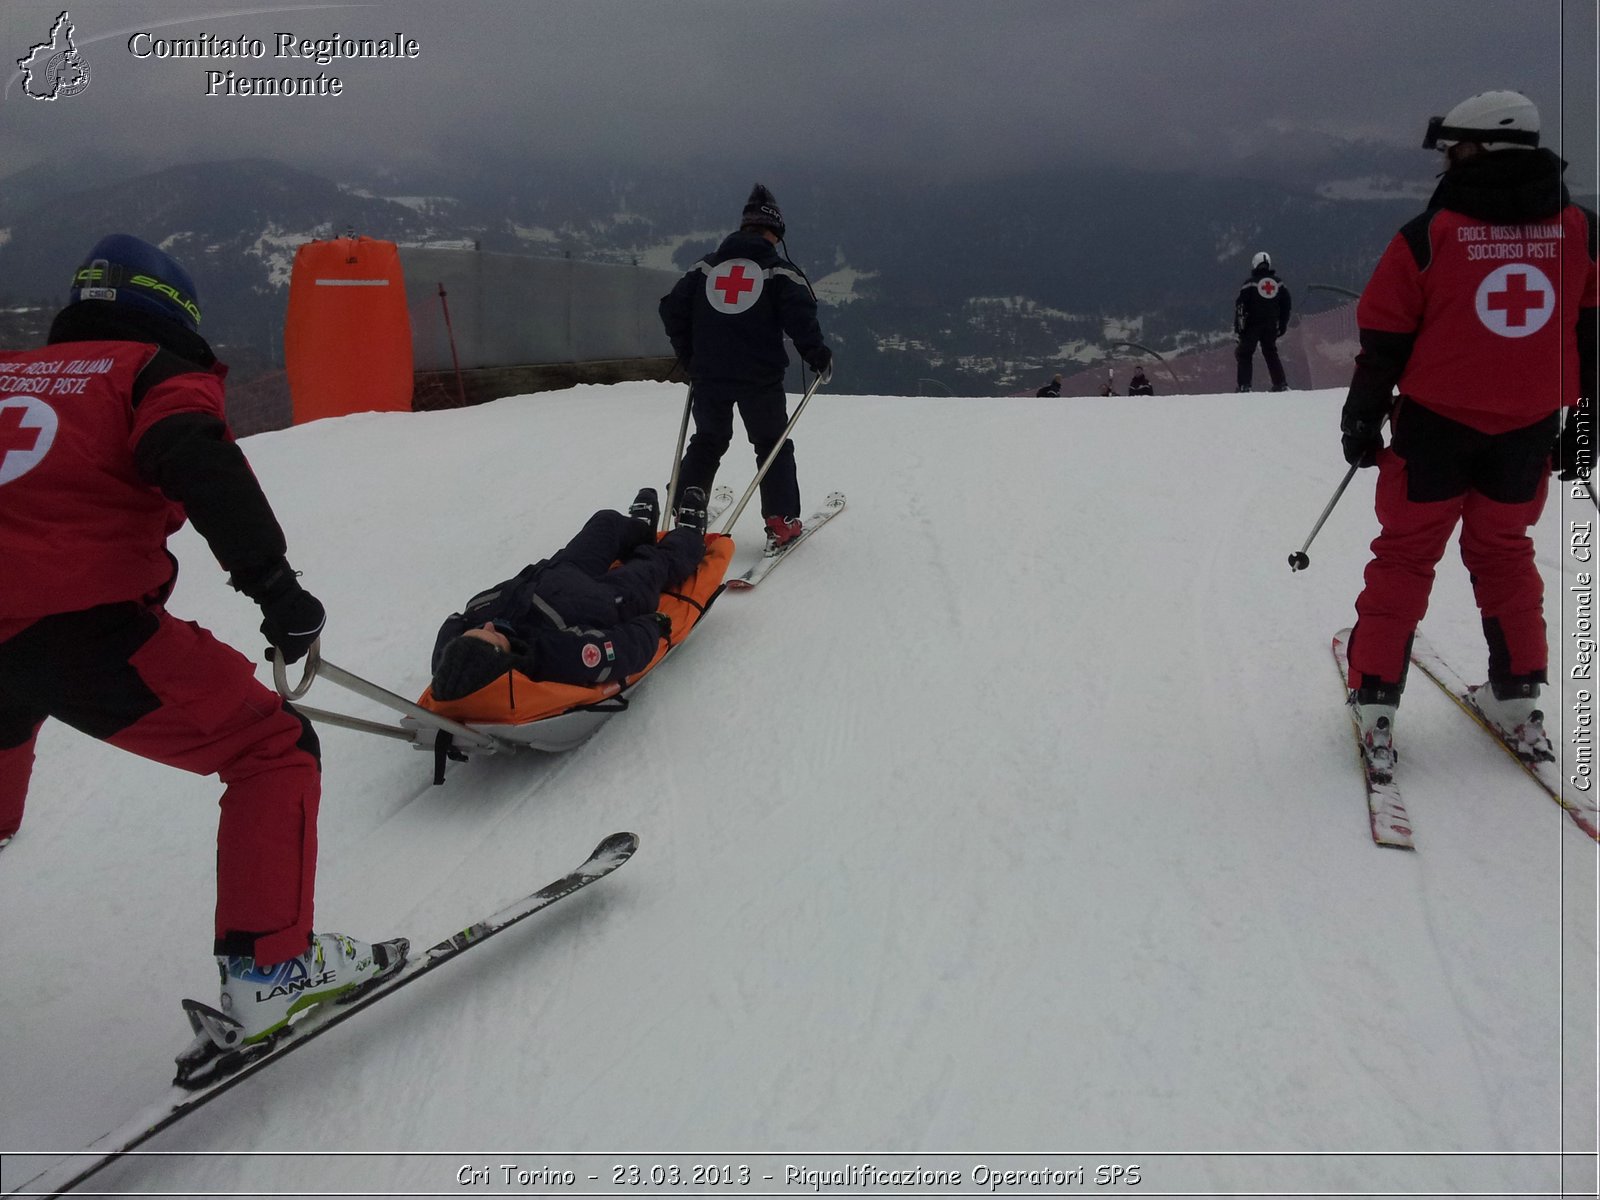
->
[[659, 184, 832, 550], [1234, 251, 1293, 391]]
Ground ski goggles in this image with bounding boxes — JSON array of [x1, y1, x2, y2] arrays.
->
[[1422, 117, 1539, 151]]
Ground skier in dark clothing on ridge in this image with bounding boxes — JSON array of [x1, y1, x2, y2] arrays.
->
[[1036, 373, 1062, 397], [1234, 252, 1292, 391], [1338, 90, 1598, 777], [0, 234, 397, 1049], [660, 184, 832, 552]]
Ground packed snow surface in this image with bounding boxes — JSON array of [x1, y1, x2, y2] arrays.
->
[[1, 383, 1595, 1198]]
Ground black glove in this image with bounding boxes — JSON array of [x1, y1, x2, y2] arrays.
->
[[804, 345, 833, 380], [646, 611, 672, 642], [233, 558, 326, 664], [1340, 416, 1384, 468], [1558, 397, 1595, 481]]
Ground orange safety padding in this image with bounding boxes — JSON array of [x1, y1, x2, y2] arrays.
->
[[285, 236, 413, 424], [418, 533, 735, 725]]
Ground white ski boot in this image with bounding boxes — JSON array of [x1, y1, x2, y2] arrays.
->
[[174, 932, 406, 1089], [1469, 683, 1555, 763], [1353, 701, 1399, 780], [217, 932, 405, 1045]]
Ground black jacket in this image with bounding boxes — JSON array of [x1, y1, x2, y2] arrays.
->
[[1234, 268, 1292, 337], [659, 230, 826, 386], [431, 520, 704, 687]]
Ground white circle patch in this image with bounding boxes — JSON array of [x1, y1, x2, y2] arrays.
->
[[1475, 263, 1554, 338], [581, 643, 602, 669], [0, 396, 59, 485], [705, 258, 764, 313], [1255, 278, 1280, 299]]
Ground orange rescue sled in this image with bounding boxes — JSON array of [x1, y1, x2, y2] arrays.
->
[[408, 532, 735, 753], [268, 534, 733, 770]]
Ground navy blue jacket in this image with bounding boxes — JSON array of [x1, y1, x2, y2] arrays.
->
[[660, 230, 826, 386], [432, 516, 704, 687], [1234, 268, 1292, 337]]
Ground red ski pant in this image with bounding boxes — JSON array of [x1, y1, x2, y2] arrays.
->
[[1347, 408, 1555, 691], [0, 602, 319, 965]]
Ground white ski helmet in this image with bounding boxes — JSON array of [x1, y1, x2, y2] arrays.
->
[[1251, 251, 1272, 271], [1424, 90, 1540, 152]]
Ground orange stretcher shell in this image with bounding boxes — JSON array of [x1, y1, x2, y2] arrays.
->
[[416, 533, 734, 726]]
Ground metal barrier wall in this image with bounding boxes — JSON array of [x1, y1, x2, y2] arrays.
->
[[400, 247, 680, 372], [226, 248, 685, 435]]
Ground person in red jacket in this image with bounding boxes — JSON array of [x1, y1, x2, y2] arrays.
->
[[0, 234, 399, 1059], [1339, 91, 1599, 777]]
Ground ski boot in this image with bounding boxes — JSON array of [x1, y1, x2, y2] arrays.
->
[[763, 515, 803, 553], [628, 487, 660, 529], [1351, 681, 1400, 781], [175, 932, 408, 1088], [1469, 679, 1555, 764], [675, 486, 709, 534]]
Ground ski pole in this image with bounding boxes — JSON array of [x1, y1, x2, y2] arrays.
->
[[1288, 461, 1359, 572], [662, 380, 693, 531], [720, 369, 828, 535]]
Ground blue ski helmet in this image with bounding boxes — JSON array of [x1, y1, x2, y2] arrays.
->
[[69, 234, 202, 332]]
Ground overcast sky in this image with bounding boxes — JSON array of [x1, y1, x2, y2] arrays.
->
[[2, 0, 1595, 187]]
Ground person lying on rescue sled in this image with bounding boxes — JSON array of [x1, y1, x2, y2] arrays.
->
[[429, 487, 710, 701]]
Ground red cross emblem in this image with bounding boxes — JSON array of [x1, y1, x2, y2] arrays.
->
[[715, 265, 754, 304], [1257, 278, 1278, 298], [1475, 264, 1553, 339], [1487, 272, 1545, 326], [0, 397, 58, 485], [704, 258, 764, 313]]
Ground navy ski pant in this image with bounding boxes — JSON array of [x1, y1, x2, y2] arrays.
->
[[1236, 330, 1287, 391], [676, 379, 800, 519]]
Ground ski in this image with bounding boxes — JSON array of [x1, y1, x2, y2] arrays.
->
[[1409, 635, 1600, 841], [1332, 629, 1416, 850], [11, 831, 640, 1199], [726, 491, 846, 590]]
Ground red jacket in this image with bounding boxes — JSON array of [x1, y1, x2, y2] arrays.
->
[[1, 305, 289, 639], [1348, 149, 1599, 434], [0, 340, 225, 622]]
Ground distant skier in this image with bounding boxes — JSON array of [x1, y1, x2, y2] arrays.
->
[[1234, 251, 1292, 391], [660, 184, 833, 553], [429, 488, 708, 700], [1128, 366, 1156, 396], [0, 234, 398, 1048], [1339, 90, 1598, 774], [1036, 373, 1063, 397]]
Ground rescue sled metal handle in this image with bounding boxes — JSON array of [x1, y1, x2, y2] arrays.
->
[[270, 643, 503, 752]]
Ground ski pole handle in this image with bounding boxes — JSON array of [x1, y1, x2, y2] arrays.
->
[[1288, 461, 1359, 572]]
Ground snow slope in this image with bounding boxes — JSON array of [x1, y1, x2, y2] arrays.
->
[[1, 384, 1595, 1199]]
